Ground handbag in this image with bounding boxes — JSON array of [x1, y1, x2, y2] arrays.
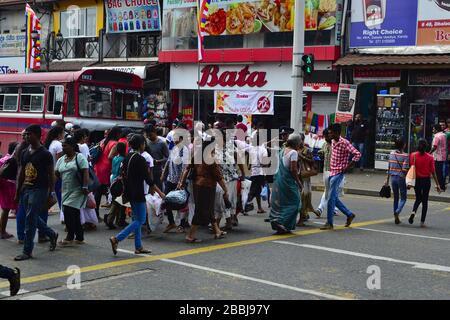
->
[[75, 153, 100, 192], [406, 153, 416, 188], [379, 185, 391, 198], [299, 150, 318, 179], [110, 153, 137, 203], [0, 157, 18, 180]]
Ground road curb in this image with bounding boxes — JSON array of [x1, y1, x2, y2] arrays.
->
[[312, 185, 450, 203]]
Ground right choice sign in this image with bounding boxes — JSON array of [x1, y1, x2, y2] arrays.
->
[[417, 0, 450, 46]]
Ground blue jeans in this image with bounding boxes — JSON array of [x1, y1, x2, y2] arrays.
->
[[391, 175, 407, 215], [21, 188, 56, 255], [327, 173, 353, 225], [352, 143, 364, 169], [116, 201, 146, 250], [16, 202, 49, 241]]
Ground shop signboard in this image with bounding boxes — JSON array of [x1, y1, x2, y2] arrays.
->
[[105, 0, 161, 33], [409, 70, 450, 86], [335, 84, 357, 123], [162, 0, 342, 38], [0, 57, 25, 74], [417, 0, 450, 46], [349, 0, 418, 48], [353, 68, 401, 82], [0, 33, 26, 57], [214, 90, 274, 115]]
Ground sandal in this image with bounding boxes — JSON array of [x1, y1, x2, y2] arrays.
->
[[214, 231, 227, 239], [163, 224, 177, 233], [1, 233, 14, 239], [135, 248, 152, 254], [110, 237, 118, 255], [176, 226, 185, 233], [58, 239, 73, 246], [257, 209, 266, 214], [185, 238, 203, 243]]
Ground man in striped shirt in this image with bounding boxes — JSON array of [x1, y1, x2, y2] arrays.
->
[[321, 123, 361, 230]]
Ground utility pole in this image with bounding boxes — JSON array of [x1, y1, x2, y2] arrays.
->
[[290, 0, 305, 133]]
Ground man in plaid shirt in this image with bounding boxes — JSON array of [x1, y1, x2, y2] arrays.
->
[[321, 123, 361, 230]]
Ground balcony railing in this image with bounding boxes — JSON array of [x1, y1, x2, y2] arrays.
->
[[104, 31, 160, 59]]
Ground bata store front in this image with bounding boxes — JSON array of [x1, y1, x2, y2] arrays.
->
[[170, 62, 339, 129]]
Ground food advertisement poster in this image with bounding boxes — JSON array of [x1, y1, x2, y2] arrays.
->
[[417, 0, 450, 46], [335, 84, 358, 123], [215, 90, 274, 115], [350, 0, 419, 48], [162, 0, 342, 38], [105, 0, 161, 33]]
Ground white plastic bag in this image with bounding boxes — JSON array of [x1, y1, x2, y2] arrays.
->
[[241, 179, 252, 208], [146, 193, 164, 232]]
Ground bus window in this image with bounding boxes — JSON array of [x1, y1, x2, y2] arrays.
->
[[78, 85, 112, 118], [20, 86, 44, 112], [114, 89, 142, 120], [47, 85, 64, 115], [0, 86, 19, 112], [66, 83, 75, 116]]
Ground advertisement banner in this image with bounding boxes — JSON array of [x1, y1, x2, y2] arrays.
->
[[350, 0, 418, 48], [162, 0, 342, 37], [335, 84, 357, 123], [0, 33, 26, 57], [417, 0, 450, 46], [0, 57, 25, 74], [214, 90, 274, 115], [105, 0, 161, 33]]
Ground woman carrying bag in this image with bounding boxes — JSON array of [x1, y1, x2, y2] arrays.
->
[[384, 139, 409, 225], [407, 139, 441, 228]]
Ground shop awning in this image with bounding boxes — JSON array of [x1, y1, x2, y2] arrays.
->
[[335, 54, 450, 68], [85, 61, 159, 79], [39, 60, 97, 72]]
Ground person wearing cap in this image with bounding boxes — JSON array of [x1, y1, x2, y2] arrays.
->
[[14, 124, 59, 261]]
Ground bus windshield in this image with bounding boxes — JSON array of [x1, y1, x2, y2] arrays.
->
[[114, 88, 142, 120], [78, 85, 113, 118]]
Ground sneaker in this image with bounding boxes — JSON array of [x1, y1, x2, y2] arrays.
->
[[394, 214, 401, 225], [345, 214, 356, 227], [8, 268, 20, 296], [320, 223, 334, 230], [408, 214, 415, 225], [49, 233, 58, 251], [14, 253, 32, 261]]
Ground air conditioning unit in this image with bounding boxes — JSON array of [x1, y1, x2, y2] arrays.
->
[[85, 42, 99, 59]]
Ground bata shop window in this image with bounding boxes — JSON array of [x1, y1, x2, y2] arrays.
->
[[161, 0, 343, 50]]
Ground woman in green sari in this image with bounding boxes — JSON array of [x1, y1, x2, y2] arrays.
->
[[269, 134, 303, 234]]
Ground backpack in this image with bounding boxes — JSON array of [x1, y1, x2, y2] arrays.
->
[[110, 153, 137, 202], [0, 157, 18, 180], [90, 143, 103, 165], [75, 153, 100, 192]]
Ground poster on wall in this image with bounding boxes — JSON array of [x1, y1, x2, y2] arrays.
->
[[0, 57, 25, 74], [349, 0, 419, 48], [0, 33, 26, 56], [162, 0, 342, 37], [335, 84, 358, 123], [214, 90, 274, 115], [105, 0, 161, 33], [417, 0, 450, 47]]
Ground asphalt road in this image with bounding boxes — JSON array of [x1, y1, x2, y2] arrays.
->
[[0, 192, 449, 300]]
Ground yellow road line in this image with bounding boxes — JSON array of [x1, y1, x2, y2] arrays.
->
[[0, 218, 392, 289]]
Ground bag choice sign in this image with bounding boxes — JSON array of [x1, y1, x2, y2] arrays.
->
[[105, 0, 161, 33], [214, 90, 274, 115], [350, 0, 418, 48]]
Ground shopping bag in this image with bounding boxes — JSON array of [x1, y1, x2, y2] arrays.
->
[[86, 192, 97, 209], [146, 193, 164, 232], [241, 179, 252, 208], [406, 153, 416, 187], [260, 184, 269, 201]]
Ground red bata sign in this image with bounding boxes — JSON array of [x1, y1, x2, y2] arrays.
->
[[198, 65, 267, 88]]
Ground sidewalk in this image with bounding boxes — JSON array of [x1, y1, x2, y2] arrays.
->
[[311, 170, 450, 203]]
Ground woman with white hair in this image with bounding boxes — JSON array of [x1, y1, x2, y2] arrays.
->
[[269, 133, 303, 234]]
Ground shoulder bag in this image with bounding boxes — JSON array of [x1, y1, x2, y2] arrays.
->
[[299, 149, 318, 179], [110, 153, 137, 203], [75, 153, 100, 192], [406, 153, 417, 188]]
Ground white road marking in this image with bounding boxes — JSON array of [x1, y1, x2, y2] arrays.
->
[[0, 289, 55, 300], [274, 241, 450, 273], [160, 258, 354, 300], [311, 221, 450, 241], [0, 289, 29, 296], [356, 227, 450, 241]]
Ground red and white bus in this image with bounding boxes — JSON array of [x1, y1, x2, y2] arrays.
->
[[0, 69, 144, 154]]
